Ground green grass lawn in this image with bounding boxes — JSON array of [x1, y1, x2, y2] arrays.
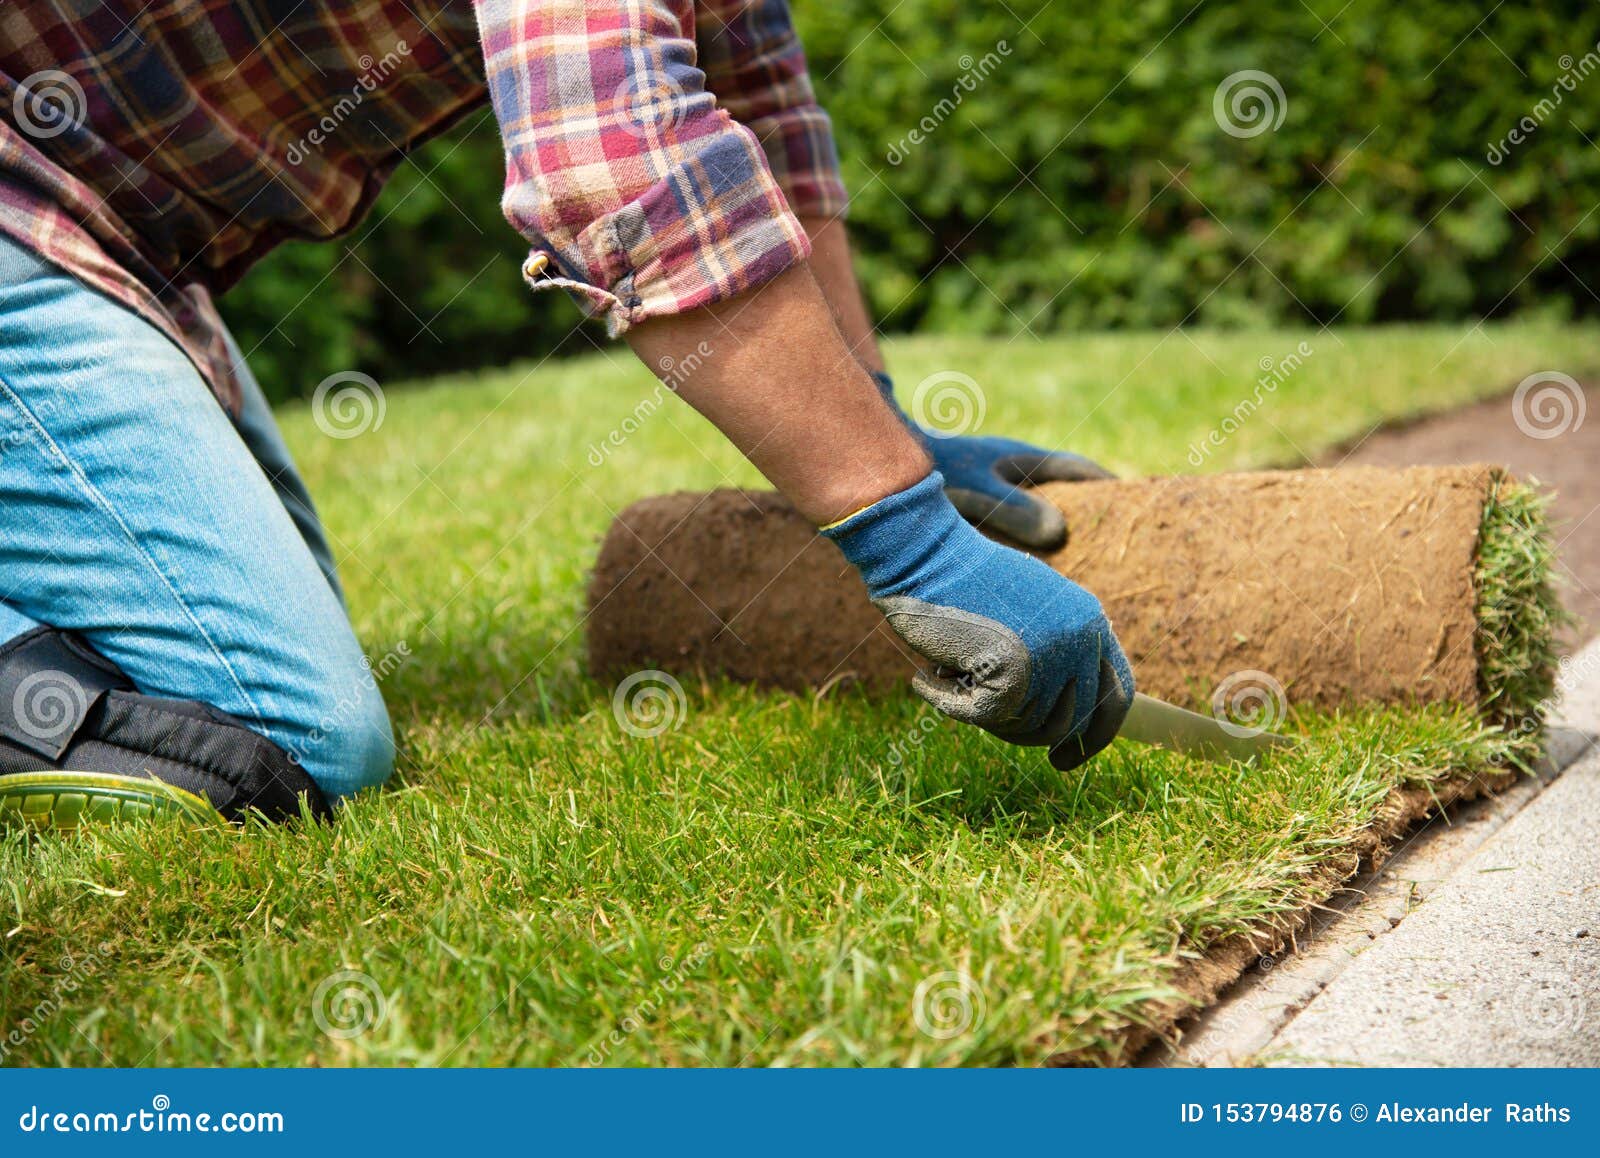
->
[[2, 322, 1593, 1066]]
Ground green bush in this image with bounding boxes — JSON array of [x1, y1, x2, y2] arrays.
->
[[222, 0, 1600, 400]]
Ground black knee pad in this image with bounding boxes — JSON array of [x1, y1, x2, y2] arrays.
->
[[0, 626, 330, 823]]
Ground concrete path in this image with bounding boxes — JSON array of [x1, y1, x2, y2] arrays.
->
[[1159, 637, 1600, 1067]]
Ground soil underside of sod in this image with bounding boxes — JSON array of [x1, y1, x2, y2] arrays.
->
[[1331, 380, 1599, 637], [590, 465, 1498, 709]]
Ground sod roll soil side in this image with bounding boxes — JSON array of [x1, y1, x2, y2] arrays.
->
[[587, 465, 1502, 710]]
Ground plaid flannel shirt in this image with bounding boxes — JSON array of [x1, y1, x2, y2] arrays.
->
[[0, 1, 846, 412]]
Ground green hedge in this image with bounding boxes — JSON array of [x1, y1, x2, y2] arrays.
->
[[222, 0, 1600, 400]]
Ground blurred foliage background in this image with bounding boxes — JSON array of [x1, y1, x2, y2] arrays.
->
[[221, 0, 1600, 401]]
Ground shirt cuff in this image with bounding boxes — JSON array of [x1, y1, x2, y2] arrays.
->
[[517, 113, 812, 337], [745, 105, 850, 221]]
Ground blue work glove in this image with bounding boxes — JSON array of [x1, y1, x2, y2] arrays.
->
[[823, 472, 1134, 770], [873, 371, 1112, 550]]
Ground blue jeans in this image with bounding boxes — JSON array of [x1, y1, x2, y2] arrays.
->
[[0, 232, 393, 800]]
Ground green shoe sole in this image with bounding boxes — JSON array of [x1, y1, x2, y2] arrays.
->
[[0, 771, 222, 830]]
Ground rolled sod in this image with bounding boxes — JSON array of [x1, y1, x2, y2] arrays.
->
[[588, 466, 1559, 724]]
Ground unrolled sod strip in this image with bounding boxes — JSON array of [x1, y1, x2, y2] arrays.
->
[[587, 465, 1560, 724]]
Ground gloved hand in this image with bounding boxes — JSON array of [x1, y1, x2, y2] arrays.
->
[[822, 472, 1134, 770], [873, 371, 1111, 550]]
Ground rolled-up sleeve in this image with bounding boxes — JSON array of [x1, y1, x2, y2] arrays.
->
[[472, 0, 812, 335], [695, 0, 849, 220]]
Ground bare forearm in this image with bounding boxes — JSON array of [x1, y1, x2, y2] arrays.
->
[[799, 215, 885, 375], [624, 262, 926, 525]]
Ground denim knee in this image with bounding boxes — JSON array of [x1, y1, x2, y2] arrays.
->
[[279, 662, 396, 801]]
